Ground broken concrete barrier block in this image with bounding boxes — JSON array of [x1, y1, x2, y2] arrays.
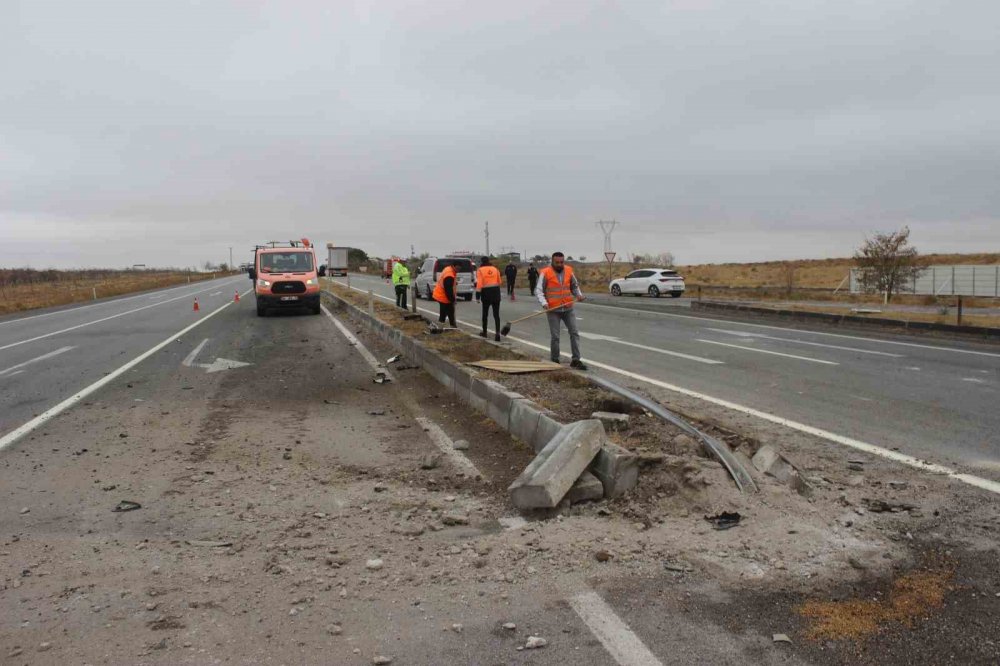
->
[[590, 441, 639, 498], [591, 411, 630, 431], [508, 398, 542, 445], [751, 445, 812, 497], [508, 420, 606, 510], [533, 413, 563, 454], [565, 470, 604, 504]]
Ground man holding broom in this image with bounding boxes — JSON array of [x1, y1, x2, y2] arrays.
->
[[534, 252, 587, 369]]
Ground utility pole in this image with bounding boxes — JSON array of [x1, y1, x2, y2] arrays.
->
[[484, 221, 490, 257], [229, 247, 233, 271], [597, 220, 619, 285]]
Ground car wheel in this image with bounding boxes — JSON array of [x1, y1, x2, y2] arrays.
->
[[425, 285, 433, 301], [671, 292, 682, 298], [256, 303, 266, 317], [610, 284, 621, 296], [648, 285, 660, 298], [311, 302, 321, 314]]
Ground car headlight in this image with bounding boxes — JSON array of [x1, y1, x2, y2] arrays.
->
[[257, 279, 270, 287], [306, 278, 316, 285]]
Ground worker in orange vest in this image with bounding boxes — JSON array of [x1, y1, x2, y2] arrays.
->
[[475, 256, 503, 340], [534, 252, 587, 369], [432, 262, 458, 328]]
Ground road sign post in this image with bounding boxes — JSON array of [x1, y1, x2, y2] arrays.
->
[[604, 251, 616, 286]]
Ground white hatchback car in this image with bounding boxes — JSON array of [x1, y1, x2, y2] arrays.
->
[[609, 268, 685, 298]]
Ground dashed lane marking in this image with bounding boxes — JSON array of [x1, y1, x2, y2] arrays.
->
[[568, 590, 664, 666], [696, 338, 839, 365], [0, 346, 75, 376], [0, 288, 253, 451]]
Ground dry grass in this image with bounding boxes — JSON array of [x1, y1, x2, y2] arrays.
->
[[0, 269, 239, 315], [574, 252, 1000, 295]]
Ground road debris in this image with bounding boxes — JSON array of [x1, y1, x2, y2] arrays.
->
[[705, 511, 742, 530], [863, 498, 918, 513], [112, 500, 141, 512], [772, 633, 792, 643], [452, 439, 470, 451], [524, 636, 548, 649], [186, 540, 233, 548], [386, 354, 401, 364]]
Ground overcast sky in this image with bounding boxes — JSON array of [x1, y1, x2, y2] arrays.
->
[[2, 0, 998, 269]]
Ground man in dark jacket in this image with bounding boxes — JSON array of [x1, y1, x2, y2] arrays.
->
[[504, 261, 518, 300], [526, 263, 539, 295]]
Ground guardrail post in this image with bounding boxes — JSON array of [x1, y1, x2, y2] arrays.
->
[[92, 287, 97, 300], [957, 295, 963, 326], [411, 284, 417, 313], [697, 285, 702, 301], [368, 289, 374, 315]]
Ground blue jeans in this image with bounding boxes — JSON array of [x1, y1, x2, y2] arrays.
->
[[546, 309, 581, 362]]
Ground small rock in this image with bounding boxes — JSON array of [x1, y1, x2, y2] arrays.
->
[[847, 475, 865, 487], [19, 507, 29, 515], [848, 556, 867, 570], [373, 656, 393, 665], [441, 513, 469, 526], [327, 625, 343, 636], [419, 453, 441, 470], [289, 607, 300, 616], [368, 409, 386, 416], [366, 558, 384, 571], [452, 439, 470, 451], [524, 636, 547, 649], [451, 623, 463, 633], [373, 483, 387, 493], [772, 634, 792, 644], [502, 622, 516, 631], [594, 550, 613, 563], [37, 642, 52, 652]]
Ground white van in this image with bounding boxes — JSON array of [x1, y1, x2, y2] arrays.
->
[[413, 257, 477, 301]]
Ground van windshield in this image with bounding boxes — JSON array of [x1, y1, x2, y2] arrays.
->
[[439, 259, 474, 272], [260, 252, 314, 273]]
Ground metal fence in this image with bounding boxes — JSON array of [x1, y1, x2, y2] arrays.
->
[[850, 265, 1000, 297]]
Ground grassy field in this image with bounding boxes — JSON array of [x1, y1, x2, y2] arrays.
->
[[0, 268, 239, 315], [574, 252, 1000, 306]]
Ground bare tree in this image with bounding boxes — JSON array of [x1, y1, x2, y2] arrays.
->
[[854, 227, 923, 303]]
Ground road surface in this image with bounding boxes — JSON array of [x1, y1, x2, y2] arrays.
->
[[333, 273, 1000, 480], [2, 272, 998, 664]]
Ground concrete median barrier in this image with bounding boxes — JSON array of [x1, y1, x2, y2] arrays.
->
[[508, 420, 605, 510]]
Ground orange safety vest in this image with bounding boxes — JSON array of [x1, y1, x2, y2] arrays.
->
[[540, 265, 576, 310], [476, 265, 502, 290], [433, 265, 458, 303]]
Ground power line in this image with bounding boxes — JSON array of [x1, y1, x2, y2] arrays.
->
[[596, 220, 619, 253]]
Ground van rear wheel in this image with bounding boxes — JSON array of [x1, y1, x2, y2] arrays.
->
[[256, 303, 266, 317]]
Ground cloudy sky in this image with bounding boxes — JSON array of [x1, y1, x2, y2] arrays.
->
[[2, 0, 998, 269]]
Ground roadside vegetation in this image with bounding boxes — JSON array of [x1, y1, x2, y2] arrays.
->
[[0, 267, 240, 315]]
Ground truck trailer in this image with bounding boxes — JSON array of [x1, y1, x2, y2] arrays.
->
[[326, 245, 349, 277]]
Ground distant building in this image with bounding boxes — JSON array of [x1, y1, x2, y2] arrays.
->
[[500, 252, 521, 263]]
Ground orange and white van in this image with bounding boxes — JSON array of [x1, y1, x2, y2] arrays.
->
[[249, 239, 321, 316]]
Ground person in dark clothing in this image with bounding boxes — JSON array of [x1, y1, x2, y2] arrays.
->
[[476, 256, 503, 340], [504, 261, 518, 299], [432, 263, 457, 327], [526, 263, 539, 295]]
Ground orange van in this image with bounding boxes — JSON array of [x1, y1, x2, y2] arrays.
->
[[249, 239, 321, 316]]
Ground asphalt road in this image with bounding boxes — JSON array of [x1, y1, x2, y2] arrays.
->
[[0, 274, 250, 443], [333, 273, 1000, 480]]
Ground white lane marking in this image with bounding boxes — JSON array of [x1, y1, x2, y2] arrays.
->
[[704, 328, 904, 357], [0, 276, 242, 327], [320, 305, 392, 381], [962, 377, 986, 384], [149, 294, 165, 300], [209, 291, 222, 296], [0, 346, 75, 376], [696, 339, 839, 365], [569, 590, 664, 666], [0, 280, 239, 352], [414, 417, 482, 477], [327, 283, 1000, 495], [0, 288, 253, 451], [4, 370, 24, 377], [579, 332, 723, 365], [907, 366, 921, 371], [182, 339, 210, 367]]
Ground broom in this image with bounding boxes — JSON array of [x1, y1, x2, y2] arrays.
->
[[500, 304, 564, 337]]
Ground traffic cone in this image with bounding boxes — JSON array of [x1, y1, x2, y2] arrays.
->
[[193, 297, 200, 312], [234, 290, 240, 303]]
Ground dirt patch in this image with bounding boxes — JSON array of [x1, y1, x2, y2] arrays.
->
[[798, 557, 955, 641]]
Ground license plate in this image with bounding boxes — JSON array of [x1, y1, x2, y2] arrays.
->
[[280, 296, 299, 301]]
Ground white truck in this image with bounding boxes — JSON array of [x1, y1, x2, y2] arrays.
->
[[326, 244, 349, 277]]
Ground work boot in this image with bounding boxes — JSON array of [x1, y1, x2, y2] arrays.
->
[[494, 333, 501, 342], [479, 330, 487, 338], [570, 359, 588, 371]]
